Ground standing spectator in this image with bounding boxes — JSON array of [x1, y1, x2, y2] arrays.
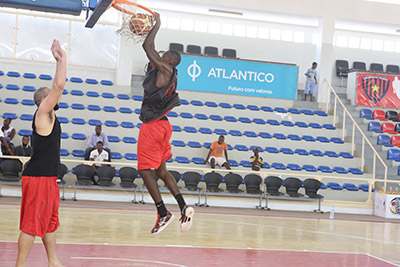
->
[[250, 147, 264, 171], [85, 125, 110, 160], [14, 136, 33, 157], [204, 135, 231, 170], [89, 141, 109, 185], [0, 130, 13, 162], [304, 62, 318, 102]]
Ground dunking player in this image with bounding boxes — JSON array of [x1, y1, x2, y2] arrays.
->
[[138, 13, 194, 234], [16, 40, 66, 267]]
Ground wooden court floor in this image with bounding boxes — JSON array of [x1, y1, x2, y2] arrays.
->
[[0, 197, 399, 267]]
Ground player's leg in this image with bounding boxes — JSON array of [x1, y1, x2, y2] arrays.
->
[[42, 232, 63, 267], [16, 232, 35, 267], [304, 82, 310, 100], [210, 157, 216, 169]]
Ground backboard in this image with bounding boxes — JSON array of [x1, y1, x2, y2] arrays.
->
[[85, 0, 113, 28]]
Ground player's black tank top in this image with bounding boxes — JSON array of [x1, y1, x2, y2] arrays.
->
[[140, 66, 180, 123], [22, 111, 61, 177]]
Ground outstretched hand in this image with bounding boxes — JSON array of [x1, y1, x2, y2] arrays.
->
[[51, 39, 66, 62]]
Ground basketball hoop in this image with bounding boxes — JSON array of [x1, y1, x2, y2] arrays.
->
[[110, 0, 156, 43]]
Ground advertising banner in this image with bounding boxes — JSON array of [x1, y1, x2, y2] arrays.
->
[[374, 193, 400, 219]]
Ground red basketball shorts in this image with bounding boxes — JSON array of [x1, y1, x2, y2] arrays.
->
[[20, 176, 60, 238], [137, 119, 173, 170]]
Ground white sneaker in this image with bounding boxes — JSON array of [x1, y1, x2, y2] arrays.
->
[[180, 206, 194, 232]]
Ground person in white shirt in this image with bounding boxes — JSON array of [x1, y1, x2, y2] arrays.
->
[[89, 141, 109, 185], [0, 130, 12, 161], [304, 62, 318, 102]]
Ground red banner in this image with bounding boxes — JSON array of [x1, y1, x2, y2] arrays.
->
[[356, 73, 400, 108]]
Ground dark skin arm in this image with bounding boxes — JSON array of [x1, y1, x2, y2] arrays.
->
[[0, 137, 12, 155], [142, 13, 172, 88], [204, 149, 213, 164], [224, 150, 229, 161]]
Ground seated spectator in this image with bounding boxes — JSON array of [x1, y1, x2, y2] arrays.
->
[[0, 130, 13, 162], [1, 117, 15, 154], [85, 125, 111, 160], [14, 136, 33, 157], [250, 147, 263, 171], [204, 135, 231, 170], [89, 141, 109, 185]]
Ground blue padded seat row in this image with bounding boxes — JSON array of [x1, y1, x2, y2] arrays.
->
[[180, 99, 189, 105], [119, 107, 132, 114], [6, 84, 19, 90], [274, 107, 287, 113], [71, 118, 85, 125], [72, 133, 86, 140], [229, 130, 242, 136], [181, 112, 193, 119], [121, 121, 134, 128], [295, 149, 309, 155], [172, 140, 186, 147], [22, 86, 36, 92], [166, 111, 178, 117], [219, 102, 232, 109], [111, 152, 122, 159], [233, 104, 246, 110], [175, 156, 190, 164], [210, 115, 222, 121], [191, 100, 203, 106], [102, 93, 115, 99], [134, 109, 141, 115], [247, 105, 260, 111], [261, 106, 273, 112], [192, 157, 205, 165], [295, 121, 308, 128], [229, 159, 239, 167], [244, 131, 257, 138], [188, 141, 201, 148], [72, 150, 85, 157], [239, 117, 251, 123], [39, 74, 52, 80], [302, 135, 315, 142], [315, 110, 328, 117], [125, 153, 137, 160], [303, 165, 317, 172], [267, 119, 280, 126], [199, 127, 212, 134], [273, 133, 286, 140], [368, 122, 383, 133], [387, 149, 400, 160], [23, 73, 36, 79], [108, 136, 120, 142], [0, 70, 3, 76], [88, 119, 102, 126], [323, 124, 336, 130], [7, 71, 20, 77], [71, 103, 85, 110], [272, 162, 286, 170], [166, 157, 173, 163], [316, 136, 330, 143], [343, 183, 359, 191], [3, 113, 17, 119], [224, 116, 237, 122], [327, 182, 343, 190], [318, 166, 333, 173], [331, 137, 344, 144], [325, 151, 338, 157], [288, 108, 301, 114], [281, 120, 294, 127], [249, 146, 264, 152], [203, 142, 212, 149], [132, 95, 143, 101], [360, 109, 373, 120], [122, 137, 137, 144], [235, 145, 248, 151], [240, 160, 251, 167], [5, 98, 18, 104], [348, 168, 363, 175], [85, 78, 98, 84], [61, 132, 69, 139], [288, 134, 301, 141], [58, 117, 69, 124], [253, 118, 266, 125], [105, 120, 118, 127], [172, 125, 182, 132], [62, 89, 68, 95], [21, 99, 35, 106], [287, 164, 302, 171], [359, 184, 375, 192], [70, 77, 83, 83], [86, 91, 99, 97], [265, 147, 279, 153], [104, 106, 117, 112], [214, 129, 227, 135], [70, 90, 84, 96], [184, 126, 197, 133], [309, 123, 322, 129], [117, 94, 130, 100], [259, 132, 272, 139], [301, 109, 314, 115], [281, 148, 294, 154], [20, 114, 33, 121], [101, 80, 113, 86], [205, 101, 217, 107], [377, 135, 393, 147], [227, 144, 233, 150], [339, 152, 354, 159], [333, 167, 348, 174], [60, 149, 69, 156], [310, 150, 324, 157], [195, 113, 208, 120], [18, 129, 32, 136]]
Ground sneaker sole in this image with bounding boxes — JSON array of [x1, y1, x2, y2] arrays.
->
[[152, 214, 175, 235], [180, 207, 194, 232]]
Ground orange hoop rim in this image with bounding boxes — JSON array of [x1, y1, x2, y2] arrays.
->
[[110, 0, 155, 16]]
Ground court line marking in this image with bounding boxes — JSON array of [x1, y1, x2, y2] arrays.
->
[[70, 257, 187, 267], [364, 253, 399, 267]]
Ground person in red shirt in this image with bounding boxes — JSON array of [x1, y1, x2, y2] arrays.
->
[[204, 135, 231, 170]]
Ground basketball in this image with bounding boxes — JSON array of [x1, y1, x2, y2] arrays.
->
[[129, 13, 153, 36]]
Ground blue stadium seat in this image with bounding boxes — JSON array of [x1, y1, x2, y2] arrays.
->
[[314, 110, 328, 117], [172, 140, 186, 147], [360, 109, 373, 120], [180, 112, 193, 119], [287, 164, 301, 171], [18, 129, 32, 136], [320, 183, 327, 189], [333, 167, 348, 174], [274, 107, 287, 113], [239, 117, 251, 123], [240, 160, 251, 167], [325, 151, 339, 157], [188, 141, 201, 148], [368, 121, 383, 133], [323, 124, 336, 130], [166, 158, 173, 163], [330, 137, 344, 144], [316, 136, 330, 143], [267, 119, 280, 126], [21, 99, 35, 106], [210, 115, 223, 121], [303, 165, 317, 172], [62, 89, 68, 95], [302, 135, 316, 142], [71, 118, 86, 125], [60, 149, 69, 156], [327, 182, 343, 190], [378, 135, 394, 147], [86, 91, 99, 97], [2, 113, 17, 120], [39, 74, 52, 80], [23, 73, 36, 79], [224, 116, 237, 122], [310, 150, 324, 157], [60, 132, 69, 139], [265, 147, 279, 153], [167, 111, 178, 117], [263, 162, 271, 169], [121, 121, 134, 128], [228, 159, 239, 167], [227, 144, 233, 150], [172, 125, 182, 132], [122, 137, 137, 144], [359, 184, 374, 192], [175, 156, 190, 164], [219, 102, 232, 109], [244, 131, 257, 138], [22, 86, 36, 92], [85, 78, 98, 84], [229, 130, 242, 136], [7, 71, 20, 77], [203, 142, 212, 149], [58, 117, 69, 124], [281, 120, 294, 127], [6, 84, 19, 90], [287, 134, 301, 141], [205, 101, 218, 107], [272, 162, 286, 170], [309, 123, 322, 129], [134, 109, 141, 114], [101, 80, 113, 86], [184, 126, 197, 133], [71, 103, 85, 110], [249, 146, 264, 152], [180, 99, 189, 105], [214, 129, 227, 135], [253, 118, 266, 125], [261, 106, 273, 112], [125, 153, 137, 160], [70, 77, 83, 83], [111, 152, 122, 159], [234, 145, 248, 151], [108, 136, 120, 142], [192, 157, 205, 165], [388, 149, 400, 160], [0, 70, 3, 76], [88, 119, 102, 126], [195, 113, 208, 120], [20, 114, 33, 121], [318, 166, 333, 173], [233, 104, 246, 110], [273, 133, 287, 140], [339, 152, 354, 159], [343, 183, 359, 191], [301, 109, 314, 115], [5, 98, 18, 104], [102, 93, 115, 99], [295, 149, 309, 156], [104, 106, 117, 113], [288, 108, 301, 114], [348, 168, 363, 175], [259, 132, 272, 139], [117, 94, 130, 100], [59, 102, 68, 109], [105, 120, 118, 127], [280, 148, 294, 154], [247, 105, 260, 111], [71, 133, 86, 140], [70, 90, 84, 96], [199, 127, 212, 134], [191, 100, 203, 106], [119, 107, 132, 114], [295, 122, 308, 128]]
